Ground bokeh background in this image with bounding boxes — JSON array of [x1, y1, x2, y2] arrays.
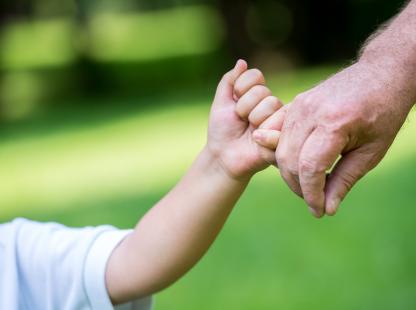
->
[[1, 0, 416, 309]]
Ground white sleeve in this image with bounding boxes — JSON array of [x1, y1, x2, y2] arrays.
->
[[84, 229, 153, 310], [0, 218, 152, 310]]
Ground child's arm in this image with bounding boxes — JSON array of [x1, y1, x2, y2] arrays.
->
[[105, 60, 282, 304]]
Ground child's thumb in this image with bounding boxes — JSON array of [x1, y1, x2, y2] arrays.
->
[[214, 59, 247, 104]]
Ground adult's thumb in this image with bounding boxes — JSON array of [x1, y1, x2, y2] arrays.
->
[[325, 150, 376, 215]]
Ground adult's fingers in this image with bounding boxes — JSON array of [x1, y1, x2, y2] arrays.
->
[[298, 128, 347, 218], [235, 85, 272, 119], [233, 69, 266, 98], [253, 129, 281, 150], [275, 110, 314, 198], [324, 146, 379, 215], [214, 60, 248, 106]]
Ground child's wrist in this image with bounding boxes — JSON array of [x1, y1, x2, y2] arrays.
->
[[200, 146, 252, 185]]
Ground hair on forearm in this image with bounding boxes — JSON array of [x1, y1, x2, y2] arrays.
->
[[358, 0, 413, 60]]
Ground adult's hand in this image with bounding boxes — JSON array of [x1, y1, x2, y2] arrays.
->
[[263, 0, 416, 217], [272, 60, 415, 217]]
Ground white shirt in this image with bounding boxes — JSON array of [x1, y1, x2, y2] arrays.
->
[[0, 218, 152, 310]]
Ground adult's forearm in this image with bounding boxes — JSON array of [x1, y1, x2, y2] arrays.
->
[[359, 0, 416, 105]]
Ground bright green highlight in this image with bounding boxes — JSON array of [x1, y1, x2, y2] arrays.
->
[[0, 5, 223, 70], [89, 6, 224, 62]]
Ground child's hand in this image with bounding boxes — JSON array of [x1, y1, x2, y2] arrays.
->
[[206, 60, 283, 181], [251, 104, 288, 150]]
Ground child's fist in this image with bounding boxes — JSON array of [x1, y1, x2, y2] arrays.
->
[[206, 60, 283, 181], [252, 104, 288, 150]]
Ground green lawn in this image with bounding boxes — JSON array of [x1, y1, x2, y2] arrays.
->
[[1, 66, 416, 309]]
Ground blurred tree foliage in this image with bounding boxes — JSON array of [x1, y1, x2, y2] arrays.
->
[[0, 0, 408, 121], [1, 0, 407, 62]]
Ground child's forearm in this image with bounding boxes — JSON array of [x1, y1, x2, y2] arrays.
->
[[106, 147, 248, 304]]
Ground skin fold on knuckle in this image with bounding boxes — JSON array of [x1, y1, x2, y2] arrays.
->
[[248, 99, 277, 126], [248, 112, 261, 127], [241, 86, 272, 117], [236, 102, 249, 119], [299, 157, 324, 178], [234, 69, 265, 98], [252, 85, 272, 99], [265, 96, 282, 109]]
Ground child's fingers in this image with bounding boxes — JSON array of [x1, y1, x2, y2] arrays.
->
[[248, 96, 283, 127], [233, 69, 266, 98], [214, 59, 248, 105], [235, 85, 272, 119], [253, 129, 281, 150], [259, 104, 289, 131]]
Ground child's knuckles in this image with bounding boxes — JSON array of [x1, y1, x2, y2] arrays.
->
[[268, 96, 283, 110], [233, 80, 247, 98], [248, 111, 262, 127], [235, 102, 249, 119], [259, 111, 282, 130], [234, 69, 266, 97], [250, 85, 272, 100], [237, 87, 269, 117], [260, 96, 281, 115], [248, 68, 266, 84]]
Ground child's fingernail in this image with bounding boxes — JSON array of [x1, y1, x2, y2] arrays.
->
[[235, 59, 246, 69]]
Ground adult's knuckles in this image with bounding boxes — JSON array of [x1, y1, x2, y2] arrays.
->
[[299, 157, 325, 177], [275, 150, 290, 168], [293, 91, 320, 107]]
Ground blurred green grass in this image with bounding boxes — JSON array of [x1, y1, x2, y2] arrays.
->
[[1, 66, 416, 309]]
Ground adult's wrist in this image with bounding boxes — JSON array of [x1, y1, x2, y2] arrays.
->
[[357, 54, 416, 110]]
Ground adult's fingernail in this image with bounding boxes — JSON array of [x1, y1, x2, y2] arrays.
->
[[308, 207, 322, 218], [326, 197, 341, 216]]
